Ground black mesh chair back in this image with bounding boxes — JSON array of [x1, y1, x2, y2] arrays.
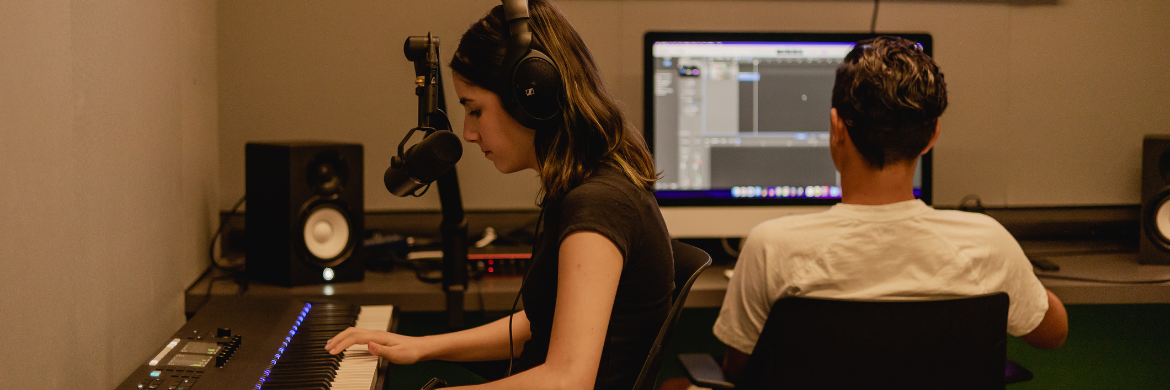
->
[[632, 240, 713, 390], [738, 292, 1010, 390]]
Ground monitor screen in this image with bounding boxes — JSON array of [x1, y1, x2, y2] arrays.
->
[[645, 32, 933, 207]]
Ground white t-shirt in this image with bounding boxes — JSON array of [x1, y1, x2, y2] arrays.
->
[[713, 199, 1049, 355]]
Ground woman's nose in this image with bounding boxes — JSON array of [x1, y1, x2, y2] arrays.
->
[[463, 125, 478, 143]]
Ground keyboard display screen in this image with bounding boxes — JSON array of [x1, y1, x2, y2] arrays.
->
[[179, 341, 221, 355], [167, 353, 212, 368]]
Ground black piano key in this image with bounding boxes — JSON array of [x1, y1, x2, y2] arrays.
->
[[266, 368, 337, 380], [252, 303, 383, 390], [260, 380, 330, 390]]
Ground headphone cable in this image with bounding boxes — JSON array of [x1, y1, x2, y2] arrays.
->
[[507, 205, 546, 377]]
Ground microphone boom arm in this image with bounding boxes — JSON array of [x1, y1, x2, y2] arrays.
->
[[403, 34, 469, 329]]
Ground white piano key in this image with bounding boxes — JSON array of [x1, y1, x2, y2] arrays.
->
[[328, 304, 394, 390]]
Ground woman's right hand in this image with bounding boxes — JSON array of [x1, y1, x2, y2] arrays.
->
[[325, 327, 429, 365]]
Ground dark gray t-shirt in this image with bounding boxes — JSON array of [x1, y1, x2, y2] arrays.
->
[[514, 166, 674, 390]]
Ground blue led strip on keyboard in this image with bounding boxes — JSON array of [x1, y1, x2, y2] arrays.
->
[[255, 303, 312, 389]]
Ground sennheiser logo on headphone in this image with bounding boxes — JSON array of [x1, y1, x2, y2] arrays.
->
[[525, 88, 535, 96]]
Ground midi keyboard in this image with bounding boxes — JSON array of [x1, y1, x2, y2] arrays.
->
[[116, 298, 396, 390]]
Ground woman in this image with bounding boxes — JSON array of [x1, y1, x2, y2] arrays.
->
[[325, 1, 674, 389]]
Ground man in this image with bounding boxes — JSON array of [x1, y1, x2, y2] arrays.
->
[[712, 36, 1068, 381]]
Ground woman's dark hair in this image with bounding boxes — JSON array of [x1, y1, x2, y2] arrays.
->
[[831, 36, 948, 169], [449, 0, 657, 204]]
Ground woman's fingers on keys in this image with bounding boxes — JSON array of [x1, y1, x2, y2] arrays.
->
[[325, 327, 353, 350], [326, 327, 370, 354]]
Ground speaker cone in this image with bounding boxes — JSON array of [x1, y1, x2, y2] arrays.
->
[[1156, 199, 1170, 242], [1143, 187, 1170, 251], [302, 203, 351, 265]]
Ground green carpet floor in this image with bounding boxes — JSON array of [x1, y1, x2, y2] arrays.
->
[[386, 304, 1170, 389]]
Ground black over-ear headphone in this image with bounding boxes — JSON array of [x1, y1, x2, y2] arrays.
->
[[500, 0, 562, 131]]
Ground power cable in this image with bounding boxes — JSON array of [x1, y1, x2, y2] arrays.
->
[[871, 0, 880, 33]]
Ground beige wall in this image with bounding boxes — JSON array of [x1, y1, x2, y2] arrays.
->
[[218, 0, 542, 212], [0, 0, 1164, 387], [219, 0, 1170, 210], [0, 1, 218, 388]]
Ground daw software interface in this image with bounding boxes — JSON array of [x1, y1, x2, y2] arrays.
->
[[646, 33, 930, 205]]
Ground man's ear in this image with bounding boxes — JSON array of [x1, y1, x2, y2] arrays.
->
[[830, 108, 846, 146], [920, 120, 941, 155]]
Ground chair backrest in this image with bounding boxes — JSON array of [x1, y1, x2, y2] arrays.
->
[[632, 240, 713, 390], [739, 292, 1010, 390]]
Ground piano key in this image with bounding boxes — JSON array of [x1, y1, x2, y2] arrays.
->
[[258, 304, 393, 390]]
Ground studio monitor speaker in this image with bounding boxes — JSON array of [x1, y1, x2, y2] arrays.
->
[[1140, 134, 1170, 265], [246, 141, 364, 285]]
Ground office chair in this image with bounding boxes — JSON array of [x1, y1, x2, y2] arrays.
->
[[679, 292, 1033, 389], [631, 240, 713, 390]]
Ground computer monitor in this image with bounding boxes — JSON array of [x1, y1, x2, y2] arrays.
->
[[645, 32, 933, 237]]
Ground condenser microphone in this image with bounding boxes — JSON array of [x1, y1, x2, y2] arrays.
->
[[384, 130, 463, 197]]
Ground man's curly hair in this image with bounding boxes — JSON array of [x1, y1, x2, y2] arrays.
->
[[832, 36, 948, 169]]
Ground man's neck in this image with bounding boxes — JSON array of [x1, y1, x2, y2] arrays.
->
[[839, 162, 919, 206]]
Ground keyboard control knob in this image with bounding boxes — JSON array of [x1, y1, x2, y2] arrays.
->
[[216, 328, 231, 337]]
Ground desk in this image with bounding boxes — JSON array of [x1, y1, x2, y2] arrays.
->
[[1033, 253, 1170, 303], [184, 263, 734, 317], [185, 250, 1170, 317]]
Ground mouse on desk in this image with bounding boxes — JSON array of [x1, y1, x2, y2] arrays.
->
[[1029, 257, 1061, 272]]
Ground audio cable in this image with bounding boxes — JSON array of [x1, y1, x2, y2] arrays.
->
[[190, 195, 248, 314], [507, 205, 547, 377], [209, 194, 247, 271]]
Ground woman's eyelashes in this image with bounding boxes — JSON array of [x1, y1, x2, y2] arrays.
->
[[467, 109, 481, 118]]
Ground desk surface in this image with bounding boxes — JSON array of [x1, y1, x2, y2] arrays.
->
[[185, 262, 733, 316], [185, 251, 1170, 316]]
